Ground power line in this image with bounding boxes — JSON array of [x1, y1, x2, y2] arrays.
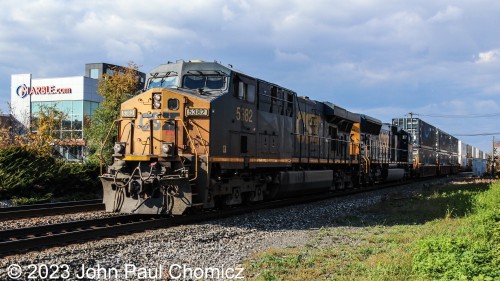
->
[[405, 112, 500, 136], [409, 112, 500, 118], [452, 132, 500, 136]]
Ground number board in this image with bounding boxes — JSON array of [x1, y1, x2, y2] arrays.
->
[[121, 108, 137, 118], [186, 108, 209, 117]]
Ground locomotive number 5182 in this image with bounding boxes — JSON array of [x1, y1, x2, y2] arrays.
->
[[235, 107, 253, 123]]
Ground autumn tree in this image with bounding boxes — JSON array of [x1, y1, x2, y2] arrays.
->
[[0, 104, 66, 156], [86, 62, 140, 163]]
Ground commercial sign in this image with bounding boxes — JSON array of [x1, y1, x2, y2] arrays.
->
[[16, 84, 72, 98]]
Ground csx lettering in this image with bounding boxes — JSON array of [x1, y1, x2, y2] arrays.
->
[[140, 113, 161, 131], [236, 107, 253, 123]]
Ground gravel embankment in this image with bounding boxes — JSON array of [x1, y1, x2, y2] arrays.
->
[[0, 179, 450, 280], [0, 211, 121, 231]]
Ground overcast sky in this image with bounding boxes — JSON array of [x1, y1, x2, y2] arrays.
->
[[1, 0, 500, 152]]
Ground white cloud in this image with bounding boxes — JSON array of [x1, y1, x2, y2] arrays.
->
[[429, 6, 463, 23], [274, 49, 309, 63], [1, 0, 500, 151], [104, 39, 144, 62], [475, 49, 500, 64], [222, 5, 235, 21]]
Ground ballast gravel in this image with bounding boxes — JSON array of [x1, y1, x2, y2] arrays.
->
[[0, 211, 120, 231], [0, 179, 452, 280]]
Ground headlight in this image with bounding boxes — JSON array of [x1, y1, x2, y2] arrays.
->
[[153, 92, 162, 101], [114, 142, 126, 154], [161, 142, 173, 155], [152, 93, 162, 109]]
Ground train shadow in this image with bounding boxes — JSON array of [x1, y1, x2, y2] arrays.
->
[[209, 182, 492, 231]]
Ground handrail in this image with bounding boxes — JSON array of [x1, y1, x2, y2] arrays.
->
[[190, 120, 210, 186], [190, 120, 209, 154], [99, 120, 119, 176], [176, 118, 199, 182]]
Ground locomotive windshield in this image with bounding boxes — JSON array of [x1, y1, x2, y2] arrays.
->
[[183, 75, 226, 90], [146, 72, 179, 90]]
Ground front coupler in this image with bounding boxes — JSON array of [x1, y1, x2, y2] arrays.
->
[[101, 175, 192, 215]]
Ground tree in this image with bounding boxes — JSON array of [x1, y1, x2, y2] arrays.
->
[[86, 62, 140, 163], [0, 103, 66, 156], [33, 104, 66, 139]]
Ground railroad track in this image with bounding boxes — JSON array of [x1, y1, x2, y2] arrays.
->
[[0, 177, 456, 256], [0, 199, 104, 220]]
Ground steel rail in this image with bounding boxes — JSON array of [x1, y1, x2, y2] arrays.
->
[[0, 177, 465, 256], [0, 199, 104, 220], [0, 215, 159, 257]]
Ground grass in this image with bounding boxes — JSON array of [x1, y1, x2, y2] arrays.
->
[[244, 181, 499, 281]]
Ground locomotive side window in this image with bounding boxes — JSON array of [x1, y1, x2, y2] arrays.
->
[[237, 81, 245, 99], [234, 77, 256, 103]]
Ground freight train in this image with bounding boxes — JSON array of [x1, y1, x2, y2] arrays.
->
[[100, 60, 488, 215]]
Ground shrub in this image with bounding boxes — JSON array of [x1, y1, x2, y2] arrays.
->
[[0, 146, 57, 198], [0, 146, 101, 201]]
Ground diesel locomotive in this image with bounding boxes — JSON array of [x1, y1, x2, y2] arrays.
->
[[99, 60, 484, 215]]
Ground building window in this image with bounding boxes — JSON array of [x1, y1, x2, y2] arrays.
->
[[90, 68, 99, 79]]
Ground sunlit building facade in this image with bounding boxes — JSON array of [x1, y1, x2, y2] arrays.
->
[[10, 63, 145, 161]]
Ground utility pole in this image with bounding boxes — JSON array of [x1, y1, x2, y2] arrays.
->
[[492, 136, 496, 177]]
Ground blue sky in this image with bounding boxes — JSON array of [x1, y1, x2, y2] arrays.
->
[[1, 0, 500, 152]]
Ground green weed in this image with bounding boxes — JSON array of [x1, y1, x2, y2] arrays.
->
[[244, 181, 499, 281]]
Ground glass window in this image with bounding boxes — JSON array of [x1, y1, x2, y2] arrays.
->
[[236, 81, 256, 103], [238, 81, 245, 100], [62, 120, 71, 130], [148, 76, 178, 89], [83, 101, 100, 116], [72, 131, 82, 139], [90, 68, 99, 79], [72, 101, 83, 116], [206, 76, 224, 89], [182, 75, 226, 90], [183, 75, 205, 89]]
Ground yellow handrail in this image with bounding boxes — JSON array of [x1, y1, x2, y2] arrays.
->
[[99, 120, 119, 176], [176, 118, 199, 181], [190, 119, 210, 186]]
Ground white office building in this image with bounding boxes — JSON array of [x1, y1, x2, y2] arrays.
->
[[10, 74, 101, 160]]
